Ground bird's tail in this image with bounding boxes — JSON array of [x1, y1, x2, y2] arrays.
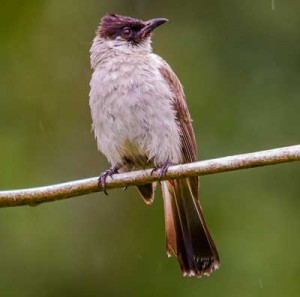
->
[[161, 178, 220, 277]]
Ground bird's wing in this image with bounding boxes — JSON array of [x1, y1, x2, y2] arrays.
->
[[159, 60, 198, 197]]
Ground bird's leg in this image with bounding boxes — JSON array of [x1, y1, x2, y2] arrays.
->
[[98, 166, 119, 195], [151, 161, 173, 180]]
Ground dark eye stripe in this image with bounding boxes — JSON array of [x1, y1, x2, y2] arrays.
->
[[130, 23, 144, 30]]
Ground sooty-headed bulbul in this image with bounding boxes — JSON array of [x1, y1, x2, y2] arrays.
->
[[89, 14, 220, 277]]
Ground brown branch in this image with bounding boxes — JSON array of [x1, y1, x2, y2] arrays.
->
[[0, 145, 299, 208]]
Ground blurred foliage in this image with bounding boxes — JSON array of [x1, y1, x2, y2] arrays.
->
[[0, 0, 299, 296]]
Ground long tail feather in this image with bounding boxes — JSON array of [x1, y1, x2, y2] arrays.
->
[[161, 178, 220, 277]]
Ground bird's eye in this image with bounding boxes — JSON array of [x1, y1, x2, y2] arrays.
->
[[122, 27, 132, 38]]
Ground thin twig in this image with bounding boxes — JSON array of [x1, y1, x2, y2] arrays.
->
[[0, 145, 299, 208]]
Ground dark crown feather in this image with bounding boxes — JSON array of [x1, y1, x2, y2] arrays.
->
[[98, 13, 145, 39]]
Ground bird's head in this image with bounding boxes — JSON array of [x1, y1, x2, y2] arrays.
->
[[97, 14, 168, 49]]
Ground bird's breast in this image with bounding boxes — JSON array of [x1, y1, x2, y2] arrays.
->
[[89, 53, 182, 167]]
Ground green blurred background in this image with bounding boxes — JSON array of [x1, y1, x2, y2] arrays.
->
[[0, 0, 299, 296]]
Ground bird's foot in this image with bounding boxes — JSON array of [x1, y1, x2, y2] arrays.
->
[[98, 166, 119, 195], [151, 161, 173, 180]]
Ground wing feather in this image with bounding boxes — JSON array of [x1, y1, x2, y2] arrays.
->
[[159, 61, 198, 197]]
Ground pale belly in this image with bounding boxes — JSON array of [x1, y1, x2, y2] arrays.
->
[[89, 55, 182, 169]]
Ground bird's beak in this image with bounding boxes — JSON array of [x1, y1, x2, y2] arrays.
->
[[140, 18, 169, 38]]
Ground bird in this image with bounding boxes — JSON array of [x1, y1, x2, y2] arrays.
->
[[89, 13, 220, 277]]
